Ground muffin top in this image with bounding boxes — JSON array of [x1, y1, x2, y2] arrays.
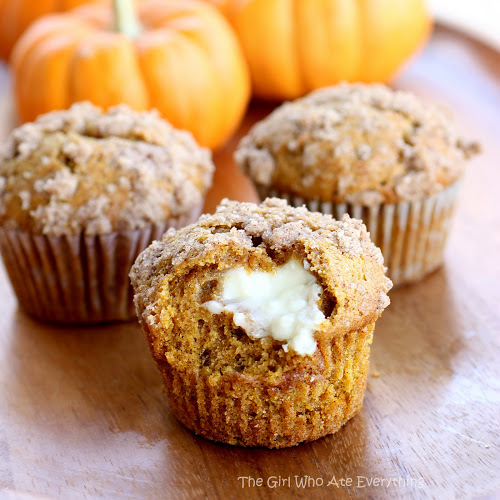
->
[[131, 198, 391, 376], [235, 83, 479, 204], [0, 102, 214, 235]]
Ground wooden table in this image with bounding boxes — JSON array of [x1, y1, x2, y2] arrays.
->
[[1, 26, 499, 500]]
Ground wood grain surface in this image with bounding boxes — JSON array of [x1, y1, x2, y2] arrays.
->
[[1, 26, 499, 500]]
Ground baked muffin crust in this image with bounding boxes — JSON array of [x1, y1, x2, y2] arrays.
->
[[0, 102, 214, 235], [235, 83, 478, 204]]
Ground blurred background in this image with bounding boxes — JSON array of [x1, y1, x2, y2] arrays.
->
[[429, 0, 500, 51], [0, 0, 498, 144]]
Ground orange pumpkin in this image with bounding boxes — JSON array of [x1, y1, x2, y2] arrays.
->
[[210, 0, 432, 100], [0, 0, 91, 60], [12, 0, 251, 149]]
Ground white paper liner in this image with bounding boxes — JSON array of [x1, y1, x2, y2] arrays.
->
[[0, 206, 202, 323], [257, 182, 462, 286]]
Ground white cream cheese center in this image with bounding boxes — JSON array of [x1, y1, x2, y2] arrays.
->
[[203, 258, 325, 355]]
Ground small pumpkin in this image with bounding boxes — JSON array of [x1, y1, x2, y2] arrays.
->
[[12, 0, 250, 149], [0, 0, 91, 61], [210, 0, 432, 100]]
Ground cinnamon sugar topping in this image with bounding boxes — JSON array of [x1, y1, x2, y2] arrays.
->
[[235, 83, 479, 204], [0, 102, 214, 235]]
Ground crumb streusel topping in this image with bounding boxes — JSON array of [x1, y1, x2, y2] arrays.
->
[[235, 83, 479, 204], [0, 102, 214, 235]]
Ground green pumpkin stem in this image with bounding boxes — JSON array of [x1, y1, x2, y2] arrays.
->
[[113, 0, 142, 38]]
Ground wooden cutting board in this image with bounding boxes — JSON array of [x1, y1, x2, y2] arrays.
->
[[0, 26, 499, 500]]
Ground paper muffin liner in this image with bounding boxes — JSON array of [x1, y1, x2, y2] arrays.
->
[[137, 303, 374, 448], [0, 206, 202, 324], [257, 181, 462, 286]]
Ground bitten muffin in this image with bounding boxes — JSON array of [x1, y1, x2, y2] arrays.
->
[[130, 198, 392, 448], [235, 83, 479, 285], [0, 102, 214, 323]]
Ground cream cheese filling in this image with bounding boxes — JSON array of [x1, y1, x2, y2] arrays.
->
[[203, 258, 325, 355]]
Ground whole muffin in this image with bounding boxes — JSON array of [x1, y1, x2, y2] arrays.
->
[[0, 102, 214, 323], [130, 198, 392, 448], [235, 83, 479, 285]]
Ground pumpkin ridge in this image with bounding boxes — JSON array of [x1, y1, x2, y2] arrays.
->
[[290, 0, 305, 96], [29, 33, 85, 121], [170, 29, 225, 146]]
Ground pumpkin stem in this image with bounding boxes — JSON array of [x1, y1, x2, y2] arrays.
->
[[113, 0, 142, 38]]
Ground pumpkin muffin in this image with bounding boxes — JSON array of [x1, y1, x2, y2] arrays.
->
[[235, 83, 479, 285], [130, 198, 392, 448], [0, 102, 214, 323]]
